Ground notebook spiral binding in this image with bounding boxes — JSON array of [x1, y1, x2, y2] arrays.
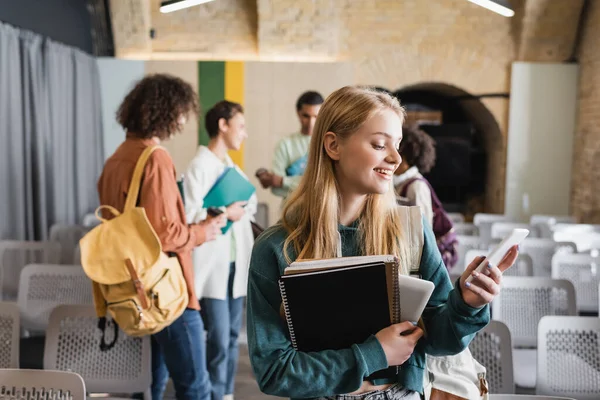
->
[[279, 279, 298, 349], [392, 260, 401, 324]]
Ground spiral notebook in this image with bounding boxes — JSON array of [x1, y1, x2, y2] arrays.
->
[[279, 256, 401, 380]]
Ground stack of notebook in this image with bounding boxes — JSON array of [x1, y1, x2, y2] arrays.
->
[[279, 255, 434, 380]]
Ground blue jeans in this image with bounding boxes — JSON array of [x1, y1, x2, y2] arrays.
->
[[201, 263, 245, 400], [151, 308, 211, 400]]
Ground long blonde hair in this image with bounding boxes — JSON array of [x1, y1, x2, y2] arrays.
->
[[282, 86, 409, 272]]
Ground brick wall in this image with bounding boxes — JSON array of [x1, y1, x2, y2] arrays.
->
[[572, 1, 600, 222], [109, 0, 151, 57], [517, 0, 584, 61], [150, 0, 257, 57]]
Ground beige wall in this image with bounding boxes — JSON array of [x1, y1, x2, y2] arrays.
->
[[144, 61, 199, 177], [244, 61, 354, 224]]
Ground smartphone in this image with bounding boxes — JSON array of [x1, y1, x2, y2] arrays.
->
[[255, 168, 268, 178], [207, 207, 224, 217], [465, 228, 529, 284]]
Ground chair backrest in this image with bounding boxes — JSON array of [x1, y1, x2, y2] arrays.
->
[[456, 235, 486, 274], [454, 222, 479, 236], [255, 202, 270, 228], [0, 302, 19, 368], [17, 264, 93, 332], [491, 222, 539, 240], [537, 316, 600, 399], [520, 238, 576, 278], [81, 213, 101, 228], [469, 320, 514, 394], [447, 212, 465, 224], [492, 277, 577, 347], [553, 224, 600, 252], [0, 368, 86, 399], [473, 213, 510, 246], [530, 215, 577, 226], [551, 253, 599, 313], [73, 245, 81, 265], [531, 215, 577, 240], [49, 224, 88, 265], [463, 249, 533, 277], [44, 305, 151, 394], [505, 253, 534, 277], [0, 241, 61, 301]]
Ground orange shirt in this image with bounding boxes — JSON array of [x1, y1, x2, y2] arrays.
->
[[97, 135, 201, 310]]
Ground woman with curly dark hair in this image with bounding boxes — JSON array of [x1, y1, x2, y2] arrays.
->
[[98, 74, 225, 400], [393, 125, 437, 225]]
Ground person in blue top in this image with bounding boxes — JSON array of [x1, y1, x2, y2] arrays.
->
[[246, 86, 519, 400]]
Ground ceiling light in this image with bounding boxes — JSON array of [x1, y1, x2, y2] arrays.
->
[[160, 0, 216, 13], [467, 0, 515, 17]]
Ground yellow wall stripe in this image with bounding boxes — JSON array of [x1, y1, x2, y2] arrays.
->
[[224, 61, 245, 168]]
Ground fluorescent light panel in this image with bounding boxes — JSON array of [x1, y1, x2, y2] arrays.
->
[[160, 0, 216, 13], [467, 0, 515, 17]]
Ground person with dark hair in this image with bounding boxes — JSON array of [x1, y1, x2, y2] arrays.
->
[[184, 100, 257, 400], [393, 125, 437, 225], [256, 91, 324, 200], [98, 74, 225, 400]]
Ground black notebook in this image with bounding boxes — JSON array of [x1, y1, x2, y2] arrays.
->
[[279, 262, 395, 380]]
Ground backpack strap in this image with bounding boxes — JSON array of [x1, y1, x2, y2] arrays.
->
[[98, 316, 119, 351], [400, 176, 444, 210], [398, 177, 421, 198], [124, 145, 163, 211], [397, 206, 424, 276]]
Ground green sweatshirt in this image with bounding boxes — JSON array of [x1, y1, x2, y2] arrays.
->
[[271, 132, 311, 199], [246, 218, 490, 399]]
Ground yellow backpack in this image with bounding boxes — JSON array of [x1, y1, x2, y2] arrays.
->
[[80, 145, 188, 344]]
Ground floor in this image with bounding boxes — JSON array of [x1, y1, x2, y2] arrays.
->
[[232, 345, 279, 400], [163, 337, 278, 400]]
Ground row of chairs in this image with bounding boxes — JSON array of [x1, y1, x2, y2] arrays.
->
[[451, 212, 600, 254], [454, 250, 600, 314], [0, 303, 151, 398], [490, 276, 600, 391], [0, 368, 580, 400], [471, 316, 600, 399], [0, 203, 272, 301], [2, 308, 594, 399]]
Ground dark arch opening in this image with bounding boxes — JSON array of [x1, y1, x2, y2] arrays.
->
[[393, 82, 503, 214]]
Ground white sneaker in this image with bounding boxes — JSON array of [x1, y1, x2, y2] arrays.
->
[[223, 395, 234, 400]]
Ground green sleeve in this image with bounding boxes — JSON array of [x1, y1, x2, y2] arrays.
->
[[271, 140, 291, 198], [281, 175, 303, 192], [419, 218, 490, 355], [246, 234, 389, 398]]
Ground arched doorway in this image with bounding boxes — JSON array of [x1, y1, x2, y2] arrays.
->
[[394, 83, 504, 218]]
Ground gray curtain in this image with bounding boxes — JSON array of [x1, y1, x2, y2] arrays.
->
[[0, 21, 103, 240]]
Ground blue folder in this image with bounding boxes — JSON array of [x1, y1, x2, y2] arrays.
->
[[285, 154, 308, 177]]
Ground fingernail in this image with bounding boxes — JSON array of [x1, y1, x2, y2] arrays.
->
[[465, 281, 471, 287], [487, 262, 493, 269]]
